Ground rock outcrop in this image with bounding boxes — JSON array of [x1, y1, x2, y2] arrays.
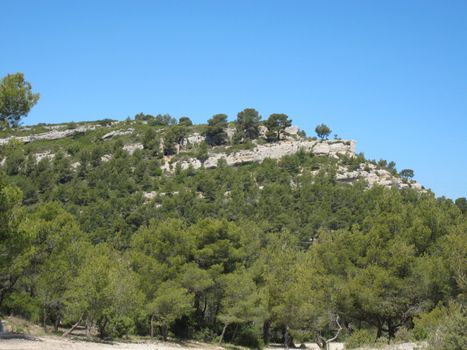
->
[[101, 128, 134, 139], [0, 125, 100, 145], [335, 163, 424, 191], [123, 143, 144, 155], [162, 139, 356, 172]]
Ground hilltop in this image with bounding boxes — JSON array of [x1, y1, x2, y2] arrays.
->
[[0, 117, 423, 192]]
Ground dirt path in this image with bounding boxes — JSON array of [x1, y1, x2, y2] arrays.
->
[[0, 336, 219, 350]]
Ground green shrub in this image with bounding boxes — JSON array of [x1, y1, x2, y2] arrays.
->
[[193, 327, 217, 342], [109, 316, 135, 338], [428, 308, 467, 350], [345, 329, 374, 349], [414, 304, 453, 340], [395, 327, 413, 343], [375, 336, 388, 346], [234, 324, 264, 349]]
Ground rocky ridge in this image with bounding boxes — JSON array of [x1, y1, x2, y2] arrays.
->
[[0, 123, 424, 192], [161, 139, 356, 171], [0, 125, 101, 145]]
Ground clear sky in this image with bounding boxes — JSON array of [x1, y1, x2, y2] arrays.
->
[[1, 0, 466, 199]]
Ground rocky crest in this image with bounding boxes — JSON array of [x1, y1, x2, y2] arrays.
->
[[0, 125, 100, 145], [161, 139, 356, 171], [0, 123, 424, 192]]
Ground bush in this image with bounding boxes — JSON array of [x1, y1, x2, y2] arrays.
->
[[375, 336, 388, 346], [414, 303, 453, 340], [428, 309, 467, 350], [414, 302, 466, 350], [234, 324, 264, 349], [193, 327, 217, 342], [109, 316, 135, 338], [345, 329, 374, 349], [395, 327, 413, 343]]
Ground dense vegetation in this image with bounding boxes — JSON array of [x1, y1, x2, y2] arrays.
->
[[0, 74, 465, 349], [0, 116, 465, 349]]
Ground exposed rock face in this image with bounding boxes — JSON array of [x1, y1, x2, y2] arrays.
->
[[35, 151, 55, 163], [335, 164, 424, 191], [101, 154, 112, 162], [162, 139, 356, 172], [0, 122, 426, 193], [101, 128, 134, 139], [183, 133, 204, 146], [123, 143, 144, 155], [0, 125, 101, 145]]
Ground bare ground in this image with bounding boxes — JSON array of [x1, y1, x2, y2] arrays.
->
[[0, 336, 221, 350]]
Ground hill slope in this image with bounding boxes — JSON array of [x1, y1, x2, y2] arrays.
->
[[0, 118, 464, 350]]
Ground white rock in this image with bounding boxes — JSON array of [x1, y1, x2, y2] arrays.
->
[[71, 161, 81, 169], [163, 139, 356, 172], [0, 125, 100, 145], [258, 125, 268, 138], [184, 133, 204, 146], [284, 125, 300, 135], [101, 154, 112, 162], [226, 127, 236, 141], [35, 151, 55, 163], [143, 191, 157, 200], [328, 342, 345, 350], [123, 143, 144, 155], [101, 128, 134, 139]]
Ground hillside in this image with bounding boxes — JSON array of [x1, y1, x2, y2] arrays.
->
[[0, 114, 465, 350], [0, 118, 423, 191]]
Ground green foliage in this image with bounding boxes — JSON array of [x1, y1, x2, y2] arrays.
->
[[345, 329, 374, 349], [0, 73, 40, 128], [205, 114, 228, 146], [399, 168, 414, 179], [0, 177, 29, 307], [179, 117, 193, 126], [148, 281, 194, 340], [413, 302, 466, 349], [219, 270, 265, 325], [315, 123, 331, 140], [137, 113, 178, 126], [164, 126, 188, 155], [455, 197, 467, 214], [394, 327, 413, 343], [265, 113, 291, 141], [0, 118, 465, 346], [109, 315, 135, 338], [65, 244, 143, 338], [235, 108, 261, 141]]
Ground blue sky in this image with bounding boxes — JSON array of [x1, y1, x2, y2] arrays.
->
[[1, 0, 466, 199]]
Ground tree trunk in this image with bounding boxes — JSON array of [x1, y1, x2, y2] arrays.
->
[[219, 323, 229, 345], [161, 325, 168, 341], [376, 318, 383, 339], [54, 314, 60, 332], [98, 318, 108, 339], [231, 323, 239, 343], [284, 325, 289, 350], [150, 315, 155, 338], [325, 316, 343, 350], [387, 319, 397, 340], [62, 316, 82, 337], [42, 306, 47, 332], [85, 319, 91, 337], [263, 319, 271, 345]]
